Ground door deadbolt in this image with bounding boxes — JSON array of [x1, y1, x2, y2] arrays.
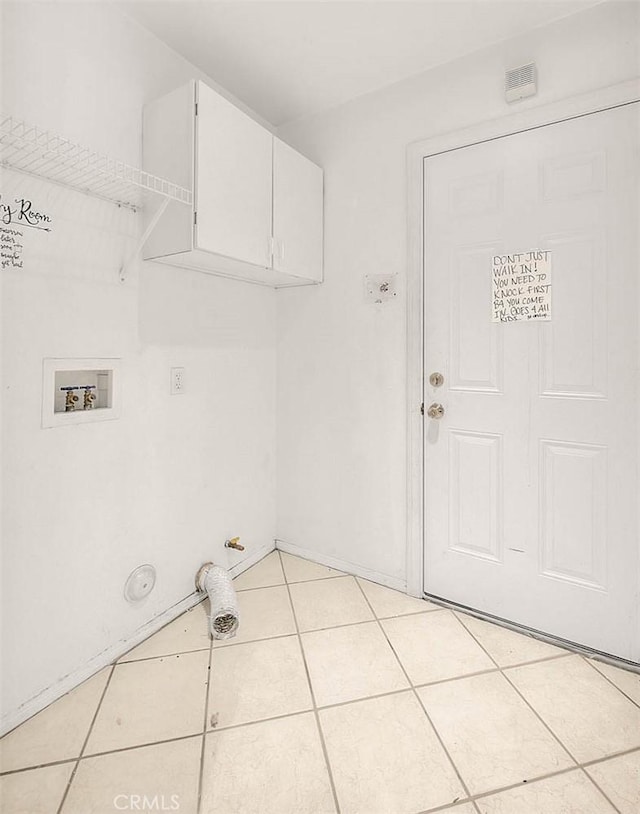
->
[[429, 372, 444, 388], [427, 402, 445, 419]]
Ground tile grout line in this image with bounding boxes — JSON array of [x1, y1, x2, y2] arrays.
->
[[196, 625, 215, 814], [7, 581, 631, 777], [451, 612, 576, 669], [356, 590, 636, 814], [0, 646, 597, 778], [107, 607, 464, 665], [120, 645, 211, 665], [284, 574, 346, 585], [453, 612, 620, 814], [450, 615, 625, 814], [449, 611, 581, 765], [571, 659, 628, 814], [582, 654, 640, 711], [0, 756, 79, 778], [6, 562, 638, 809], [116, 599, 207, 662], [417, 801, 478, 814], [2, 574, 633, 814], [420, 764, 586, 813], [352, 579, 478, 813], [0, 629, 586, 776], [55, 663, 116, 814], [500, 659, 629, 814], [412, 666, 499, 689], [277, 550, 342, 814], [71, 683, 640, 750], [28, 727, 633, 814], [581, 744, 640, 768], [236, 574, 348, 591], [203, 707, 315, 737], [18, 732, 205, 773], [576, 766, 624, 814], [485, 652, 571, 669], [7, 690, 636, 788], [214, 617, 376, 646], [417, 800, 478, 814]]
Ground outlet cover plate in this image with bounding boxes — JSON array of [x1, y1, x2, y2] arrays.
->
[[170, 367, 185, 395]]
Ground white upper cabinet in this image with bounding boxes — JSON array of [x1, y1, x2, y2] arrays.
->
[[195, 83, 272, 268], [273, 138, 323, 283], [143, 80, 323, 287]]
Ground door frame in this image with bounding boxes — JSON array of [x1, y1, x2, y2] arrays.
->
[[406, 78, 640, 599]]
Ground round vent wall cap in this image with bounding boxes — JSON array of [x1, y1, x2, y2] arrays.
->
[[124, 564, 156, 603]]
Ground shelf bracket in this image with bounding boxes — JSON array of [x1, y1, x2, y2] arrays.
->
[[119, 196, 171, 282]]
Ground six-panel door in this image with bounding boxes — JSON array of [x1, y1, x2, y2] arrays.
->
[[423, 103, 639, 661]]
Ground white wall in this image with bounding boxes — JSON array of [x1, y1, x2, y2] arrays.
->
[[275, 1, 640, 586], [1, 2, 276, 728]]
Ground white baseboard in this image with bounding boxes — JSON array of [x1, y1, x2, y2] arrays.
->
[[275, 539, 406, 592], [1, 543, 275, 737]]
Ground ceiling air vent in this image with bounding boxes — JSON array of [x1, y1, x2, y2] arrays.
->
[[505, 63, 537, 103]]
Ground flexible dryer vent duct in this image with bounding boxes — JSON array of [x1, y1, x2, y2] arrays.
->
[[195, 563, 240, 640]]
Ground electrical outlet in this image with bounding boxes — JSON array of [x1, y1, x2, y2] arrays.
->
[[170, 367, 185, 395]]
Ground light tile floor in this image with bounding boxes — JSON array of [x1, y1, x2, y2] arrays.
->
[[1, 550, 639, 814]]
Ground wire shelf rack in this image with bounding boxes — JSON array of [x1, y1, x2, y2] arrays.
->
[[0, 115, 192, 212]]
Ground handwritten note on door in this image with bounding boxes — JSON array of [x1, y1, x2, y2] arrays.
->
[[492, 250, 551, 322]]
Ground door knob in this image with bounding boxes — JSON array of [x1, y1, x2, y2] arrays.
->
[[427, 402, 445, 419]]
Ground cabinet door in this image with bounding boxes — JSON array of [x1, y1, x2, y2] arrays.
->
[[143, 81, 195, 260], [273, 138, 323, 282], [195, 82, 272, 268]]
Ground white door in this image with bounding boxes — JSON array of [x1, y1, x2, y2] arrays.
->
[[423, 103, 639, 662], [273, 137, 324, 282], [195, 81, 273, 267]]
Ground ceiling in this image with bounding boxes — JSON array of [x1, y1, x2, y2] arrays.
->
[[118, 0, 605, 126]]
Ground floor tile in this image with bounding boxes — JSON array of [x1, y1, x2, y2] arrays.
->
[[201, 713, 335, 814], [588, 659, 640, 705], [357, 578, 435, 618], [289, 576, 373, 632], [208, 636, 312, 728], [301, 622, 408, 706], [85, 651, 209, 754], [62, 736, 201, 814], [455, 612, 567, 667], [0, 763, 74, 814], [475, 770, 617, 813], [280, 552, 345, 583], [418, 672, 574, 795], [585, 750, 640, 814], [319, 691, 464, 814], [435, 807, 476, 814], [213, 585, 296, 647], [506, 655, 640, 763], [381, 610, 494, 685], [233, 551, 285, 591], [120, 602, 210, 662], [0, 669, 109, 772]]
